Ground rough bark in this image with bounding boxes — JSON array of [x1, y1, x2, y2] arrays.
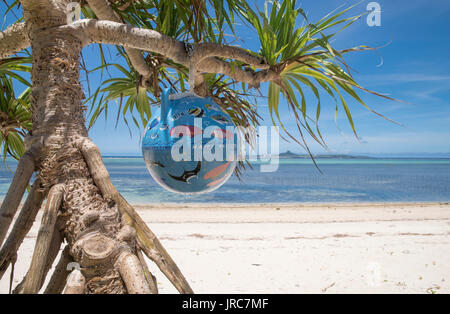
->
[[21, 184, 64, 294], [0, 22, 30, 59], [20, 0, 69, 29], [13, 215, 65, 294], [117, 251, 152, 294]]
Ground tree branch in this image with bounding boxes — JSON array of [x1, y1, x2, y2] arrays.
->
[[0, 145, 40, 247], [193, 43, 269, 69], [44, 246, 73, 294], [13, 218, 64, 294], [0, 179, 45, 281], [21, 183, 64, 294], [0, 23, 30, 59], [197, 57, 278, 87], [85, 0, 153, 81], [136, 249, 158, 294], [69, 19, 277, 89], [117, 251, 152, 294]]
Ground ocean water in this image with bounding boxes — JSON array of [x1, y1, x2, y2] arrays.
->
[[1, 157, 450, 204]]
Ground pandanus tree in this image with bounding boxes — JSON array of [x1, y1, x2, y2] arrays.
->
[[0, 0, 394, 293]]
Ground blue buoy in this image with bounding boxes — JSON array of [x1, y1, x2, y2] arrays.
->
[[142, 88, 238, 194]]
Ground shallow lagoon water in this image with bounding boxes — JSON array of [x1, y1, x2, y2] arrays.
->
[[1, 157, 449, 204]]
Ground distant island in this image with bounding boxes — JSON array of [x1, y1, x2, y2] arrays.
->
[[278, 151, 374, 159], [101, 151, 375, 159], [100, 151, 450, 159]]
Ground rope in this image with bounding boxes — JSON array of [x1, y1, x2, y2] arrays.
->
[[184, 42, 195, 93]]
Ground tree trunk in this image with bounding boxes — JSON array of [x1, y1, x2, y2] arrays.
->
[[28, 6, 132, 294], [1, 0, 189, 294]]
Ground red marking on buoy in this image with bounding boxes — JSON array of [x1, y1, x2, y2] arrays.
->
[[207, 177, 226, 187], [170, 125, 203, 138], [212, 128, 234, 139], [204, 161, 231, 181]]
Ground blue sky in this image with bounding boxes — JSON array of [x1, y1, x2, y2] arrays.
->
[[2, 0, 450, 157]]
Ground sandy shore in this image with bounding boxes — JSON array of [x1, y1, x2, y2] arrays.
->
[[1, 202, 449, 294]]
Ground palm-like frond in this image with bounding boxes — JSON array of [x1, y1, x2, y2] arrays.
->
[[85, 0, 397, 175], [0, 57, 32, 161], [107, 0, 247, 42], [86, 51, 155, 131], [206, 73, 262, 178], [1, 0, 22, 25], [1, 1, 32, 161], [85, 0, 247, 129], [0, 57, 31, 86], [1, 1, 397, 172], [237, 0, 394, 163]]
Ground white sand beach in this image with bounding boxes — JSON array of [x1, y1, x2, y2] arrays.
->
[[1, 202, 449, 294]]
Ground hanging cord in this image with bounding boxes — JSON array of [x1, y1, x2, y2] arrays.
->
[[184, 42, 196, 93]]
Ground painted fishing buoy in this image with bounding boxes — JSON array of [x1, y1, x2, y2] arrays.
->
[[142, 88, 238, 194]]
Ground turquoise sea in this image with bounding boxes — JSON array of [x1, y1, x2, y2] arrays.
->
[[1, 157, 450, 204]]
